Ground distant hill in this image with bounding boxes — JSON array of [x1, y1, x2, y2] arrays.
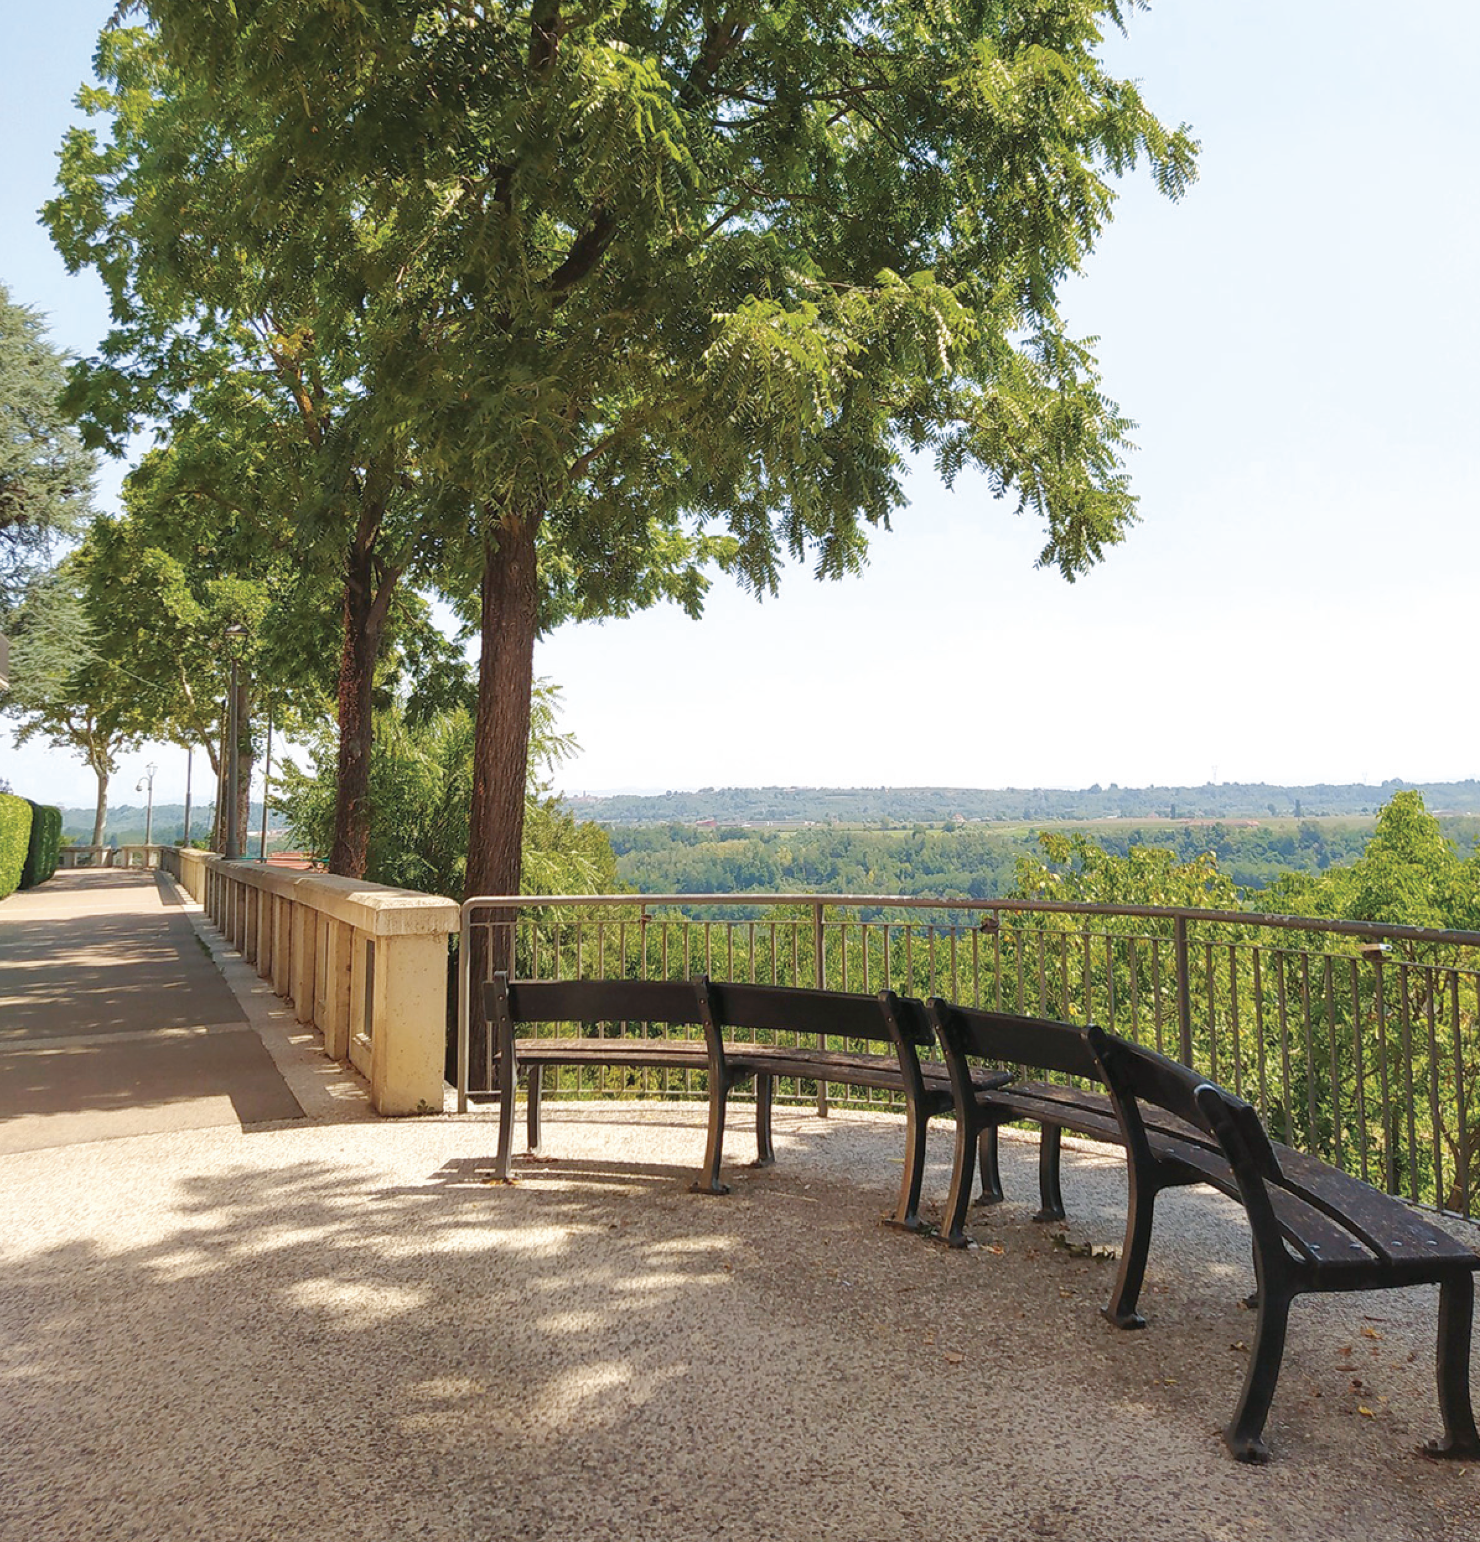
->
[[58, 803, 277, 844], [560, 779, 1480, 827]]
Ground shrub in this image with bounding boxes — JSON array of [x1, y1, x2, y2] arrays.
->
[[20, 802, 63, 889], [0, 794, 33, 900]]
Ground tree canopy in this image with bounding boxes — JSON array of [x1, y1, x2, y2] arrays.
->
[[0, 283, 95, 622], [55, 1, 1197, 898]]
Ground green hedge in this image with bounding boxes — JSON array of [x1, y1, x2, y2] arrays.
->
[[20, 801, 63, 889], [0, 793, 33, 901]]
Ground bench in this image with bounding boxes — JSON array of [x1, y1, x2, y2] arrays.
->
[[928, 998, 1480, 1462], [484, 973, 1011, 1223]]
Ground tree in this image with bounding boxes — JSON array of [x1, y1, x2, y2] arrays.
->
[[48, 21, 727, 879], [117, 0, 1197, 908], [45, 28, 451, 877], [75, 439, 343, 852], [0, 283, 94, 620], [4, 565, 146, 844], [275, 678, 617, 900]]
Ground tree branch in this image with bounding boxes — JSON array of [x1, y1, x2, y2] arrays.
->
[[545, 206, 618, 296]]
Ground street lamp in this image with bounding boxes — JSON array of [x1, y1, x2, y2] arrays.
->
[[135, 762, 158, 850], [223, 622, 248, 861]]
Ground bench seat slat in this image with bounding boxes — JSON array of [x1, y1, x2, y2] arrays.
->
[[508, 1039, 1010, 1099], [511, 1037, 711, 1071], [1269, 1143, 1480, 1271]]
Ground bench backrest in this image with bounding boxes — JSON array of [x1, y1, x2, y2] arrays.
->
[[488, 975, 932, 1052], [492, 975, 706, 1030], [1086, 1024, 1283, 1185], [927, 999, 1102, 1081], [703, 980, 930, 1048]]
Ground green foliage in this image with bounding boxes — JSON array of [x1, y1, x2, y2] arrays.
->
[[19, 802, 62, 889], [3, 564, 148, 843], [0, 792, 33, 899], [1013, 830, 1240, 910], [275, 682, 617, 902], [0, 283, 95, 620], [67, 1, 1199, 897]]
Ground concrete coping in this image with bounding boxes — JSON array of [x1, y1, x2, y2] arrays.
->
[[175, 850, 458, 937]]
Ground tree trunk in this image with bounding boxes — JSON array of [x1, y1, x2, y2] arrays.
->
[[467, 511, 542, 901], [232, 670, 254, 859], [90, 759, 107, 848], [465, 510, 543, 1087], [328, 510, 398, 879]]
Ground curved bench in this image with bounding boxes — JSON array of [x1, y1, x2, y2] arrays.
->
[[483, 972, 1010, 1223], [927, 998, 1480, 1463]]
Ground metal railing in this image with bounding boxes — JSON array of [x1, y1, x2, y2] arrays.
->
[[458, 892, 1480, 1220]]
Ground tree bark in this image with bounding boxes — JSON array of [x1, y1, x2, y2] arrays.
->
[[232, 669, 254, 859], [465, 509, 543, 1088], [327, 505, 399, 879], [90, 758, 107, 848], [467, 511, 542, 901]]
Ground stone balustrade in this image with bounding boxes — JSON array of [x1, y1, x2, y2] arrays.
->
[[164, 848, 457, 1115]]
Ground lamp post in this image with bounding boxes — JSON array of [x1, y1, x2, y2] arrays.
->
[[223, 622, 248, 861], [135, 762, 158, 850]]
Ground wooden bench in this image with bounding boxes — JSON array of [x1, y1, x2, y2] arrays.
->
[[484, 973, 1011, 1223], [927, 998, 1480, 1462]]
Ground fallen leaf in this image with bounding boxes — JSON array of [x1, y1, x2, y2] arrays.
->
[[1358, 1406, 1376, 1418], [1361, 1326, 1383, 1341], [944, 1352, 964, 1366]]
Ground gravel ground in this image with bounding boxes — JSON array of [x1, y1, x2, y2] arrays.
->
[[3, 1102, 1479, 1542]]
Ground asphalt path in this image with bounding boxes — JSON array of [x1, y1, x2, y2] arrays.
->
[[0, 868, 302, 1152]]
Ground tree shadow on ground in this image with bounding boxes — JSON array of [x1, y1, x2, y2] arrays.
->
[[1, 1124, 1476, 1542]]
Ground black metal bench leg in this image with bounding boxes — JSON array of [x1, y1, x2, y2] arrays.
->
[[526, 1064, 544, 1157], [1103, 1176, 1155, 1330], [1033, 1124, 1066, 1222], [945, 1114, 982, 1248], [973, 1124, 1004, 1208], [1224, 1285, 1292, 1463], [691, 1077, 732, 1195], [889, 1101, 931, 1231], [753, 1074, 776, 1167], [1425, 1270, 1480, 1459], [494, 1053, 517, 1183]]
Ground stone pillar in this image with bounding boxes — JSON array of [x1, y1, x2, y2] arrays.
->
[[368, 929, 452, 1115], [291, 902, 318, 1024]]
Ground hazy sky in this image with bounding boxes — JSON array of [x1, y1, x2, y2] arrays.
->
[[3, 2, 1478, 806]]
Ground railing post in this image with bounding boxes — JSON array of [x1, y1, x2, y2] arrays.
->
[[814, 900, 828, 1116], [458, 904, 471, 1114], [1174, 913, 1193, 1066]]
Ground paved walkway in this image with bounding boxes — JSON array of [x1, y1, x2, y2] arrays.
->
[[1, 871, 1478, 1539], [0, 870, 302, 1153]]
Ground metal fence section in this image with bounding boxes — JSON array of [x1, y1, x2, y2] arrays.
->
[[458, 893, 1480, 1220]]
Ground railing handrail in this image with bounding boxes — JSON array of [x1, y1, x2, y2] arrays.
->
[[458, 891, 1480, 949]]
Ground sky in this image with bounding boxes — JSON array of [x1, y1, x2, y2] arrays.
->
[[2, 1, 1478, 807]]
